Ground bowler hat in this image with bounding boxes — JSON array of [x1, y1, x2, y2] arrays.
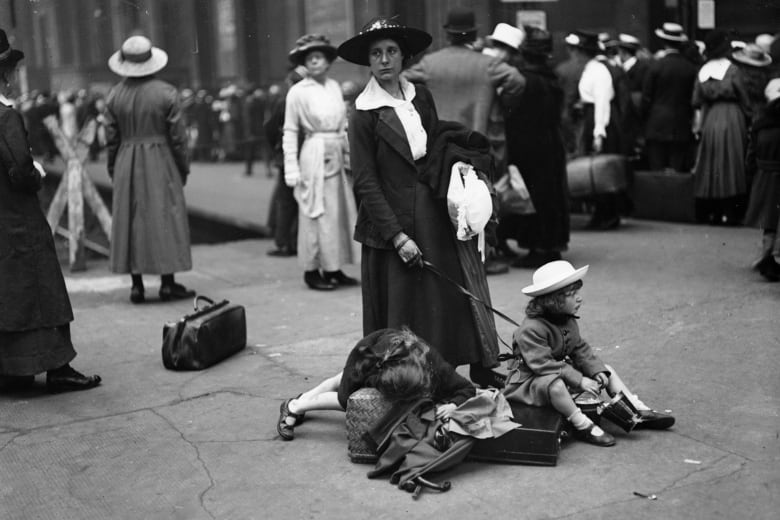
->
[[108, 35, 168, 77], [522, 261, 589, 297], [655, 23, 688, 43], [0, 29, 24, 67], [337, 17, 432, 66], [731, 43, 772, 68], [443, 7, 477, 34], [288, 34, 338, 66]]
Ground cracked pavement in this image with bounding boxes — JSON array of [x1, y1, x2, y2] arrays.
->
[[1, 215, 778, 519]]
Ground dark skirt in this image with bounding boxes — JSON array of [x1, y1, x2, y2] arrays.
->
[[694, 101, 747, 199], [744, 169, 780, 229], [361, 243, 483, 367], [0, 324, 76, 376]]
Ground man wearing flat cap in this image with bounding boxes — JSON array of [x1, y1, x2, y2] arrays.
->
[[641, 23, 698, 172]]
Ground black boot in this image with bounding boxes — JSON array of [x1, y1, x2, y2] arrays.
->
[[46, 364, 101, 393], [130, 274, 145, 304], [756, 255, 780, 282]]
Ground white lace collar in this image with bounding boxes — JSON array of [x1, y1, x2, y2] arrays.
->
[[699, 58, 731, 83], [355, 76, 416, 111]]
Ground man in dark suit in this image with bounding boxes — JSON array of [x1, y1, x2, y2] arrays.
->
[[641, 23, 698, 172]]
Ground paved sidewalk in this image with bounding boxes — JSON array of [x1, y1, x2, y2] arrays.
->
[[1, 216, 778, 519]]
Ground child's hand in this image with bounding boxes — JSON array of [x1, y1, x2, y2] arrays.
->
[[594, 372, 609, 388], [580, 377, 602, 397], [436, 403, 457, 420]]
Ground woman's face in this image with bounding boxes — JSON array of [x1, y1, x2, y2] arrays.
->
[[368, 38, 404, 84], [304, 50, 331, 79]]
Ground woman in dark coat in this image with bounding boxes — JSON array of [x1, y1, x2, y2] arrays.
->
[[337, 18, 502, 387], [0, 29, 100, 393], [497, 27, 570, 268], [105, 35, 194, 303], [692, 30, 752, 225]]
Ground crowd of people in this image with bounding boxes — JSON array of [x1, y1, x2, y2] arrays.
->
[[0, 7, 776, 488]]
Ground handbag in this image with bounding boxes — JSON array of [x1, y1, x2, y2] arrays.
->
[[494, 164, 535, 216], [161, 296, 247, 370], [566, 154, 629, 199]]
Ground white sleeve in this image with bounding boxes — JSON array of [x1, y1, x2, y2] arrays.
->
[[282, 88, 302, 181], [592, 63, 614, 139]]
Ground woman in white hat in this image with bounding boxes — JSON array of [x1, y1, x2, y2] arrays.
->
[[282, 33, 359, 291], [105, 35, 194, 303], [0, 28, 101, 392], [503, 260, 675, 447]]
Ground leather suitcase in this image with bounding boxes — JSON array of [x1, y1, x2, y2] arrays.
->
[[161, 296, 247, 370], [468, 403, 570, 466], [567, 154, 629, 199], [629, 170, 695, 223]]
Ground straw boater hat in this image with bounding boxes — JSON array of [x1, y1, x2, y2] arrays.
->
[[655, 22, 688, 43], [731, 43, 772, 67], [0, 29, 24, 67], [443, 7, 477, 34], [337, 17, 432, 66], [108, 36, 168, 77], [288, 34, 338, 65], [522, 260, 589, 297], [617, 33, 642, 51], [486, 23, 525, 51]]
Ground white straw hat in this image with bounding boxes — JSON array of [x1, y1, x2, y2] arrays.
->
[[108, 36, 168, 77], [486, 23, 525, 50], [655, 22, 688, 43], [522, 260, 589, 297]]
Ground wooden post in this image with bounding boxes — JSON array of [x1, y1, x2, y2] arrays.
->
[[43, 116, 112, 271]]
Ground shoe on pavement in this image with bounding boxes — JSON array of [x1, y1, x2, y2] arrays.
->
[[159, 283, 196, 302], [573, 424, 616, 447], [277, 398, 304, 441], [304, 271, 336, 291], [267, 247, 296, 257], [46, 365, 101, 394], [130, 285, 145, 304], [634, 409, 675, 430], [324, 270, 360, 286]]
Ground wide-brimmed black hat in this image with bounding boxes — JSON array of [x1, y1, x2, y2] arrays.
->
[[566, 30, 601, 54], [522, 26, 553, 57], [443, 7, 477, 34], [337, 17, 432, 66], [704, 29, 732, 59], [0, 29, 24, 66], [288, 34, 339, 65]]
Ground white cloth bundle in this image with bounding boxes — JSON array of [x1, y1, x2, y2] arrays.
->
[[447, 161, 492, 260]]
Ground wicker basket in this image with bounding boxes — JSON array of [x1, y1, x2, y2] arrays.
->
[[345, 388, 393, 464]]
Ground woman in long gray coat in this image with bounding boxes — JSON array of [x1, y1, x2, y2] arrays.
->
[[0, 29, 100, 393], [105, 36, 194, 303]]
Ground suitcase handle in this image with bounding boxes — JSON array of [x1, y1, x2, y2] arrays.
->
[[194, 295, 215, 311]]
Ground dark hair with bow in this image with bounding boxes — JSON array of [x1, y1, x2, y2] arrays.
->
[[354, 327, 433, 403]]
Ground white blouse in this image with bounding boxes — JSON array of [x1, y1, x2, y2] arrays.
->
[[355, 76, 427, 160], [578, 58, 615, 139]]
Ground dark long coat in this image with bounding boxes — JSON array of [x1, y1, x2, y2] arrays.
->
[[105, 77, 192, 274], [641, 51, 698, 142], [0, 103, 73, 332], [500, 64, 570, 253], [349, 85, 497, 368]]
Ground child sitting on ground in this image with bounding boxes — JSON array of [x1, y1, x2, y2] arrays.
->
[[277, 327, 476, 441], [503, 260, 675, 446]]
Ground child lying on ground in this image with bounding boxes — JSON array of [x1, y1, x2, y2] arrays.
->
[[277, 327, 476, 441], [503, 260, 675, 446]]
